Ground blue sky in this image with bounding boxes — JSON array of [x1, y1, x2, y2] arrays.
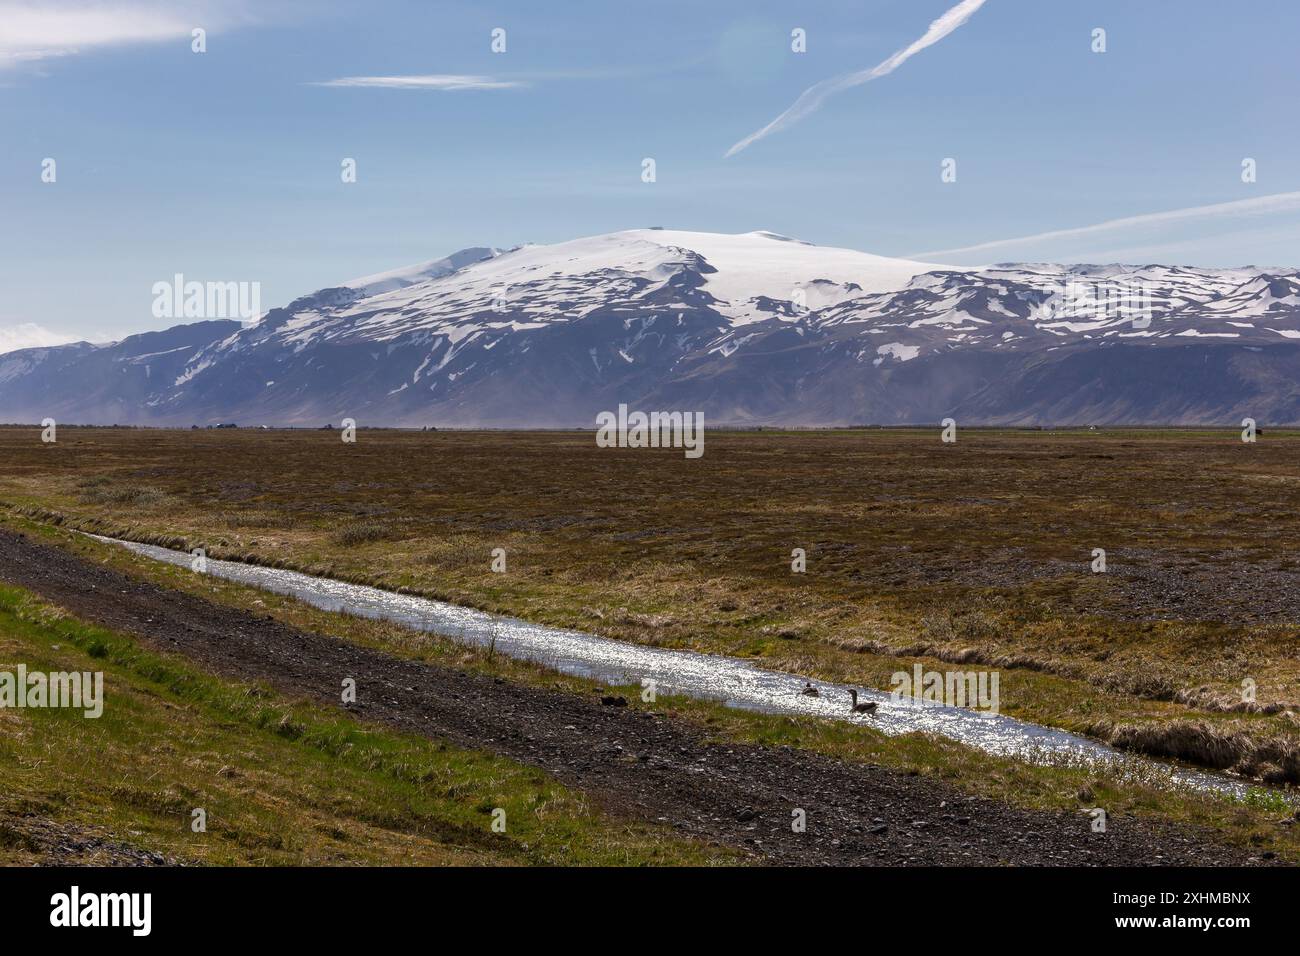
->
[[4, 0, 1300, 346]]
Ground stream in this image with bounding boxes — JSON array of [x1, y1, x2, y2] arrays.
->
[[91, 534, 1267, 799]]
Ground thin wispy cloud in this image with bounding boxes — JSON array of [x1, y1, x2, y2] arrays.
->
[[0, 322, 78, 354], [314, 57, 708, 92], [0, 1, 254, 69], [314, 74, 525, 91], [911, 192, 1300, 261], [725, 0, 988, 157]]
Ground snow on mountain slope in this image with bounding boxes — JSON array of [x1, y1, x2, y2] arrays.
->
[[4, 230, 1299, 427], [808, 262, 1300, 370], [342, 231, 710, 334], [342, 246, 506, 297], [173, 229, 957, 390], [1201, 273, 1300, 316], [322, 228, 953, 333], [610, 229, 956, 322]]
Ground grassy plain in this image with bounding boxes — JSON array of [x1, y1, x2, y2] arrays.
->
[[1, 426, 1297, 785], [0, 581, 735, 866]]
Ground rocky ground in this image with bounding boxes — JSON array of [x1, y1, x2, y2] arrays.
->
[[0, 812, 173, 866]]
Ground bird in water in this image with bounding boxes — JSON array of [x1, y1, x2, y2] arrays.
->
[[849, 689, 878, 714], [801, 681, 819, 697]]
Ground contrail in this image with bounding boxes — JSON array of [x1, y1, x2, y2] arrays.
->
[[910, 192, 1300, 260], [725, 0, 989, 158]]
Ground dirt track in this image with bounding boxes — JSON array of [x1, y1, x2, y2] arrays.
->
[[0, 528, 1276, 866], [0, 812, 173, 866]]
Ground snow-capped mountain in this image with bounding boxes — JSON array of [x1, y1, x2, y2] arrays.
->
[[3, 229, 1299, 426]]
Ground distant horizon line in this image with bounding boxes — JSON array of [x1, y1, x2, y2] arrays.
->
[[0, 423, 1293, 433]]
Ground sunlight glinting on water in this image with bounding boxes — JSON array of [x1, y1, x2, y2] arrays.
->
[[93, 534, 1256, 798]]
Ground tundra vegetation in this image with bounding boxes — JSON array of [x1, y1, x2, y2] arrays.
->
[[0, 426, 1297, 858]]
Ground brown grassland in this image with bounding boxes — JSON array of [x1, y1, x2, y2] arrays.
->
[[1, 424, 1297, 790]]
